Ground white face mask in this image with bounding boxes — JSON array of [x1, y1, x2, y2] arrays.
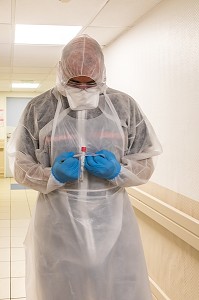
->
[[66, 87, 100, 110]]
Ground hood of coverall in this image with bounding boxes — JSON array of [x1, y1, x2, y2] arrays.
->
[[56, 34, 106, 97]]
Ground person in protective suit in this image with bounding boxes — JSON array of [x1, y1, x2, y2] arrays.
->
[[8, 34, 162, 300]]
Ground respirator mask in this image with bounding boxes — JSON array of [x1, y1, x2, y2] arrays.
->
[[65, 81, 101, 111]]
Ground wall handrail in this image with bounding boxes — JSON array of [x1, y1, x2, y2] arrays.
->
[[126, 187, 199, 251]]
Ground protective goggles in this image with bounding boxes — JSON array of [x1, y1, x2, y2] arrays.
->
[[66, 79, 97, 89]]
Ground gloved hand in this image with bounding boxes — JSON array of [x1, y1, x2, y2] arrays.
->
[[85, 149, 121, 180], [51, 152, 80, 183]]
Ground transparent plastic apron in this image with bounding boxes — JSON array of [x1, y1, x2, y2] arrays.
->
[[25, 91, 152, 300]]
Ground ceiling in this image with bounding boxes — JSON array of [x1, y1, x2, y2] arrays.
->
[[0, 0, 162, 93]]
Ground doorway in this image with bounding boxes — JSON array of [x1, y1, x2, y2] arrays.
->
[[6, 97, 32, 177]]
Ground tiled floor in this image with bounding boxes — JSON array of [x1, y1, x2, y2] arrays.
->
[[0, 178, 37, 300]]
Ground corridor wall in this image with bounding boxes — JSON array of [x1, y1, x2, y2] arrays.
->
[[103, 0, 199, 202], [103, 0, 199, 299]]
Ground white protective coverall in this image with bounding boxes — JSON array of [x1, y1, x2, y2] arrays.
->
[[8, 35, 162, 300]]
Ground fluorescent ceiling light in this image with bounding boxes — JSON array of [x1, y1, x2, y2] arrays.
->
[[15, 24, 82, 45], [12, 82, 40, 89]]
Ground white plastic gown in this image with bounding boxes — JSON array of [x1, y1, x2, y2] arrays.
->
[[7, 35, 162, 300]]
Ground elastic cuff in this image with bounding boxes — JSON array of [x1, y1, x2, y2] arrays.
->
[[51, 171, 65, 184], [107, 164, 121, 180]]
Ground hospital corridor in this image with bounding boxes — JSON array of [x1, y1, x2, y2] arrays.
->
[[0, 0, 199, 299]]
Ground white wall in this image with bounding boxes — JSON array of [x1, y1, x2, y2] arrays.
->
[[0, 92, 39, 176], [103, 0, 199, 201], [0, 92, 39, 140]]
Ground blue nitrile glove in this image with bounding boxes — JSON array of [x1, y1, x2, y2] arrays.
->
[[85, 149, 121, 180], [51, 152, 80, 183]]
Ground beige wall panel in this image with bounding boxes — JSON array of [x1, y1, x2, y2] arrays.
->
[[134, 208, 199, 300]]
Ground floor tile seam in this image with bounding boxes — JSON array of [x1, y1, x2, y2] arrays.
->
[[11, 259, 25, 262], [11, 260, 25, 262], [10, 276, 25, 279], [24, 190, 31, 218], [0, 276, 10, 279], [10, 247, 24, 249]]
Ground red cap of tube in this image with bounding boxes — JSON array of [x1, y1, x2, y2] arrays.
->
[[81, 146, 87, 152]]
